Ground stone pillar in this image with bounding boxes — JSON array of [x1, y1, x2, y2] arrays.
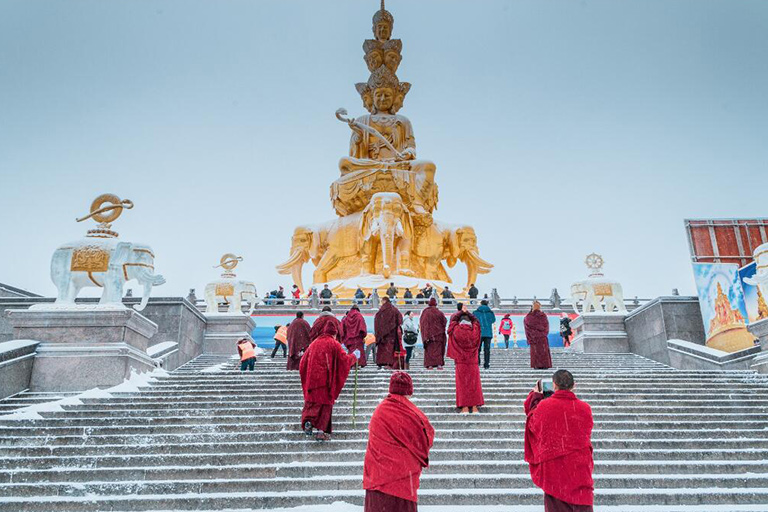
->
[[203, 314, 256, 355], [570, 313, 629, 353], [6, 307, 158, 392]]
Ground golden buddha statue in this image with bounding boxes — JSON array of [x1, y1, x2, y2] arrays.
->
[[277, 1, 492, 296]]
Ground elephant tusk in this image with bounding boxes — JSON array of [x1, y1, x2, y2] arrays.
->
[[276, 249, 308, 273], [467, 249, 493, 272]]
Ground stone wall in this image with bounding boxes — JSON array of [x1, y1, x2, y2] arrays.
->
[[0, 297, 206, 371], [624, 296, 705, 365]]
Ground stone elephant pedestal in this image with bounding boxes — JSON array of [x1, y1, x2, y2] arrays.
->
[[570, 313, 629, 353], [203, 313, 256, 355], [6, 307, 158, 392]]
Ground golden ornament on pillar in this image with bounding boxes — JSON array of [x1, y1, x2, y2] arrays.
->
[[277, 1, 492, 296]]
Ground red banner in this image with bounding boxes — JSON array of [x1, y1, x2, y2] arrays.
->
[[685, 219, 768, 267]]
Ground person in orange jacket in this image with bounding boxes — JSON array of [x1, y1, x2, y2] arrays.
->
[[363, 332, 377, 363], [271, 324, 288, 358], [237, 338, 257, 371]]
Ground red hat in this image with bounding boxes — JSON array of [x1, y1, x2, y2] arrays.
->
[[389, 371, 413, 396]]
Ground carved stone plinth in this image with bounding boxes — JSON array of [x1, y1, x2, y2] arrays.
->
[[570, 313, 629, 353], [747, 318, 768, 351], [203, 314, 256, 355], [6, 307, 158, 392]]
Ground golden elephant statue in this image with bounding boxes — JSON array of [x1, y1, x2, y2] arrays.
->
[[276, 213, 364, 290], [360, 192, 413, 278], [412, 223, 493, 292]]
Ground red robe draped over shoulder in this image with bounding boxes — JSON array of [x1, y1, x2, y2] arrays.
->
[[447, 314, 484, 408], [299, 334, 356, 406], [420, 299, 447, 368], [286, 317, 311, 371], [341, 308, 368, 367], [524, 309, 552, 369], [525, 390, 594, 506], [310, 312, 342, 342], [363, 394, 435, 502], [374, 301, 403, 367]]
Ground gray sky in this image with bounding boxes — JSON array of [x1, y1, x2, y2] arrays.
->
[[1, 0, 766, 300]]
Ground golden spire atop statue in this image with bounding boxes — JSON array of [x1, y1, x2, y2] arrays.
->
[[277, 1, 492, 295]]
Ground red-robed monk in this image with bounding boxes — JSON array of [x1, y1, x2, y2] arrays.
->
[[525, 369, 594, 511], [341, 305, 368, 368], [420, 297, 447, 369], [374, 296, 404, 368], [309, 306, 342, 342], [286, 311, 311, 371], [525, 300, 553, 369], [447, 305, 484, 414], [299, 319, 360, 441], [363, 372, 435, 512]]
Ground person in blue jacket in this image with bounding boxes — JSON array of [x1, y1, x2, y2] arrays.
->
[[474, 299, 497, 369]]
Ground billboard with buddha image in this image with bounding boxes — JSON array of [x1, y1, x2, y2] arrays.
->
[[692, 263, 756, 352]]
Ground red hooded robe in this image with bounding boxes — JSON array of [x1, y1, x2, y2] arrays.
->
[[420, 298, 447, 368], [299, 320, 356, 433], [341, 308, 368, 367], [374, 300, 403, 368], [286, 317, 311, 371], [524, 309, 553, 369], [363, 394, 435, 503], [309, 312, 342, 342], [524, 390, 594, 506], [447, 313, 484, 408]]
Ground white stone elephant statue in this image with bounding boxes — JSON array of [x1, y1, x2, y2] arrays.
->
[[49, 238, 165, 311], [571, 279, 627, 313], [745, 242, 768, 297], [204, 280, 257, 314]]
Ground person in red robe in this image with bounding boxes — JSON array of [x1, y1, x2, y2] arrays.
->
[[420, 297, 447, 369], [286, 311, 311, 371], [363, 372, 435, 512], [309, 306, 342, 342], [299, 318, 359, 441], [447, 307, 484, 413], [525, 369, 594, 511], [374, 296, 404, 369], [341, 306, 368, 368], [525, 301, 553, 369]]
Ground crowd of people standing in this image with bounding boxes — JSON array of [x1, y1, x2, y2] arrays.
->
[[234, 293, 591, 512]]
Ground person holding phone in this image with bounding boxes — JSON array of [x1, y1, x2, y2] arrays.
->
[[524, 370, 594, 511]]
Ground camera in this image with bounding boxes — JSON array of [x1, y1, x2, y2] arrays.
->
[[537, 379, 555, 398]]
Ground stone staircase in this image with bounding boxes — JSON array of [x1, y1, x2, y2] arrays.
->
[[2, 349, 768, 511]]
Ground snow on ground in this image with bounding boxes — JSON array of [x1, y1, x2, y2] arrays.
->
[[140, 505, 768, 512], [0, 367, 168, 420]]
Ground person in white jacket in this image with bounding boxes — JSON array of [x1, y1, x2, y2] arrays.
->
[[402, 311, 419, 369]]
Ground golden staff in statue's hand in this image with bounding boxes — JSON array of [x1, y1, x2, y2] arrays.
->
[[335, 108, 406, 161]]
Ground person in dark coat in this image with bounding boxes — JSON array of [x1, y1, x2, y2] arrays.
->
[[525, 370, 594, 511], [441, 286, 455, 304], [403, 288, 413, 303], [374, 296, 404, 368], [474, 300, 497, 369], [525, 301, 552, 369], [386, 283, 398, 300], [287, 312, 311, 371], [319, 284, 333, 304], [355, 287, 366, 305], [310, 306, 342, 342], [420, 297, 447, 369], [560, 314, 573, 348], [468, 283, 479, 303], [341, 306, 368, 367]]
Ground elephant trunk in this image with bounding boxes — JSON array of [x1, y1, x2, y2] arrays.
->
[[276, 249, 307, 292], [134, 281, 152, 312], [380, 233, 395, 279]]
